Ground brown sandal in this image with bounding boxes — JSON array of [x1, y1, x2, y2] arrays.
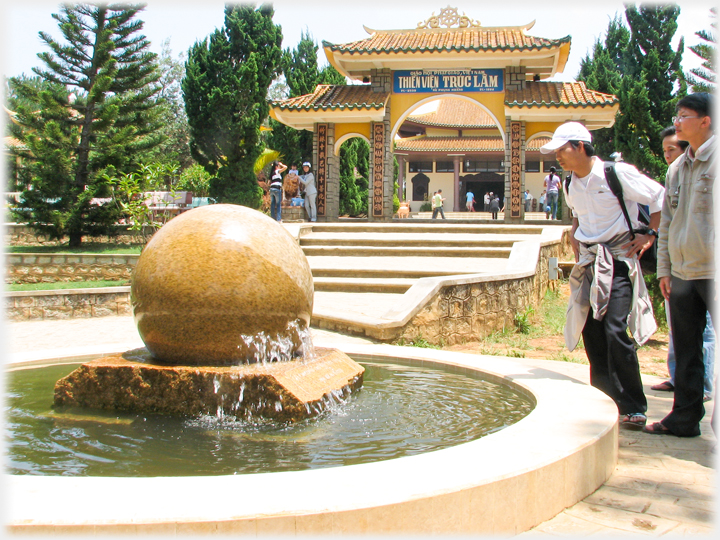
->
[[650, 381, 674, 391], [643, 422, 672, 435]]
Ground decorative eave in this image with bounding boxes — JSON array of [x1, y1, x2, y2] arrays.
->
[[323, 8, 571, 82], [504, 82, 619, 130], [270, 85, 389, 131]]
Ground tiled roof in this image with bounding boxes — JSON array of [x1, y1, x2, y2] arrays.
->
[[527, 137, 551, 150], [272, 85, 389, 111], [395, 136, 504, 152], [323, 29, 570, 55], [3, 136, 25, 150], [394, 135, 551, 153], [407, 100, 496, 128], [506, 81, 617, 108]]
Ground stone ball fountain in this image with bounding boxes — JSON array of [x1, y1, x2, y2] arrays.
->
[[53, 204, 364, 422]]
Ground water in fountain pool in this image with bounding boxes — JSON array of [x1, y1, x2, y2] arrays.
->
[[6, 358, 533, 477]]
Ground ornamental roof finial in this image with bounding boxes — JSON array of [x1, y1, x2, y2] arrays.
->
[[416, 6, 481, 29]]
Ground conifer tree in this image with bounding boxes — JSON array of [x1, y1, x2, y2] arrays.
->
[[266, 30, 345, 167], [10, 4, 163, 246], [338, 138, 369, 217], [577, 4, 684, 179], [183, 4, 282, 207], [686, 8, 716, 93]]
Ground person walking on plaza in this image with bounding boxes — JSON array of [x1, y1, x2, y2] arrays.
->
[[465, 190, 475, 212], [432, 189, 446, 219], [269, 160, 287, 222], [539, 190, 548, 218], [489, 193, 500, 220], [541, 121, 664, 430], [524, 190, 533, 212], [645, 93, 715, 437], [299, 161, 317, 222], [650, 125, 715, 402], [544, 166, 562, 219]]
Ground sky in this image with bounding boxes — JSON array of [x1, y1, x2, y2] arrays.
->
[[1, 0, 715, 84]]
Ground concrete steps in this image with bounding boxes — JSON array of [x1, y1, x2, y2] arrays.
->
[[412, 211, 552, 220], [309, 223, 543, 235], [298, 223, 549, 294], [301, 245, 512, 258], [313, 277, 414, 294]]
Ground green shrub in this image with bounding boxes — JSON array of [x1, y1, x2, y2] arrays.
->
[[177, 163, 212, 197]]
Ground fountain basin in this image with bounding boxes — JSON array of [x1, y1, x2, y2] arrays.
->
[[5, 343, 618, 535]]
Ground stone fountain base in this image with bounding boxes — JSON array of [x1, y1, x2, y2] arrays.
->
[[53, 347, 364, 422]]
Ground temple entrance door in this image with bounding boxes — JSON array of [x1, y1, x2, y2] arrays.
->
[[461, 173, 504, 212]]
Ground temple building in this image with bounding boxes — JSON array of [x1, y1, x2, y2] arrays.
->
[[270, 6, 618, 221]]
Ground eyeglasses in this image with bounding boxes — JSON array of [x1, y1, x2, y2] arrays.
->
[[672, 115, 701, 123]]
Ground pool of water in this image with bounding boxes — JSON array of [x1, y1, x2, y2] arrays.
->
[[6, 358, 534, 477]]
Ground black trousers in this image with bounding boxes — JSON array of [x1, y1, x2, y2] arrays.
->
[[662, 277, 714, 437], [582, 262, 647, 416]]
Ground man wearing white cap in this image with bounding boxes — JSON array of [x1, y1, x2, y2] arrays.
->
[[541, 121, 664, 431], [299, 162, 317, 222]]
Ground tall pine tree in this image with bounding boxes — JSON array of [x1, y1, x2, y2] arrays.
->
[[686, 7, 716, 93], [10, 4, 163, 246], [578, 4, 684, 179], [183, 4, 282, 207], [266, 30, 345, 168]]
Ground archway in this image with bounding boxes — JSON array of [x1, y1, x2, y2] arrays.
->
[[393, 95, 507, 212], [335, 135, 371, 218]]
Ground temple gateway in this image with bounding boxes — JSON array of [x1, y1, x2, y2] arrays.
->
[[270, 6, 618, 222]]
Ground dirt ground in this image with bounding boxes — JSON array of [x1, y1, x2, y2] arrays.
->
[[444, 281, 672, 379]]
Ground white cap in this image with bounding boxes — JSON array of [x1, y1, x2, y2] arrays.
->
[[302, 162, 311, 168], [540, 122, 592, 154]]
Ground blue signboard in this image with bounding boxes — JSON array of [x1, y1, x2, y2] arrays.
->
[[393, 69, 503, 94]]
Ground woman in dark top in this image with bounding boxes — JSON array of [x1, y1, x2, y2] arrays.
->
[[269, 160, 287, 222]]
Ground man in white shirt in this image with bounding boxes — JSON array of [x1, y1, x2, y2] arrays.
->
[[541, 122, 664, 430]]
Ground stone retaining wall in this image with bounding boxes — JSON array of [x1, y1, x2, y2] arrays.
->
[[6, 254, 139, 284], [395, 241, 568, 346], [6, 287, 131, 321], [5, 223, 146, 247]]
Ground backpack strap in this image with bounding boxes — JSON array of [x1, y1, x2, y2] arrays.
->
[[604, 161, 636, 240]]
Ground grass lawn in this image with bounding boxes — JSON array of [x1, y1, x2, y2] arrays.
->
[[7, 280, 129, 291], [441, 280, 671, 377], [7, 243, 143, 255]]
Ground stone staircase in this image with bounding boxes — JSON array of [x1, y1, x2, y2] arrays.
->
[[299, 223, 547, 294], [412, 211, 552, 221]]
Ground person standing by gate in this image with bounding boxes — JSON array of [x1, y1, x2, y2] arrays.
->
[[544, 166, 561, 219], [299, 162, 317, 222], [465, 190, 475, 212], [269, 160, 287, 222], [483, 192, 490, 212]]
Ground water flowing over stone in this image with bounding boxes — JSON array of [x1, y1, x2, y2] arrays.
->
[[131, 204, 314, 366]]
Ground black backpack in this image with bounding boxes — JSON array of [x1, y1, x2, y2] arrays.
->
[[565, 162, 656, 274]]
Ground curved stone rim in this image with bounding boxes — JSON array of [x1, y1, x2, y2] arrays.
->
[[5, 344, 618, 535]]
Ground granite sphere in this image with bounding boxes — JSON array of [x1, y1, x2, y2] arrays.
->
[[131, 204, 314, 365]]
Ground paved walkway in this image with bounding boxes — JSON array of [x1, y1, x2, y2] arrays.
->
[[3, 315, 715, 535]]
